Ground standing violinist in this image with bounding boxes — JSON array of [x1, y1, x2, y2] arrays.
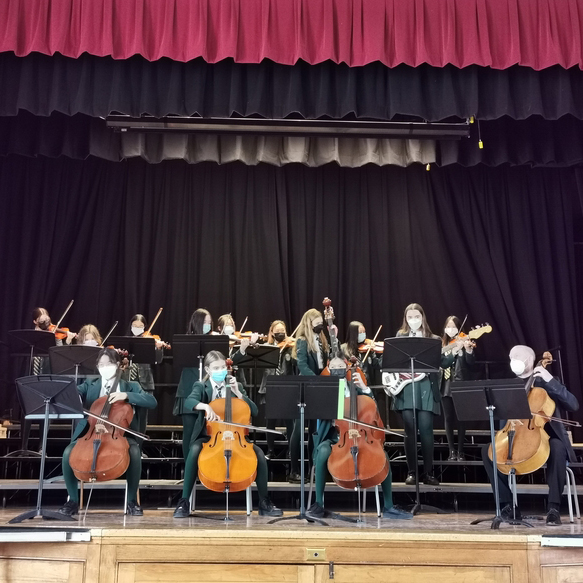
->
[[386, 304, 454, 486], [57, 347, 157, 517], [173, 351, 282, 518], [481, 345, 579, 525], [174, 308, 213, 459], [342, 321, 381, 386], [440, 316, 475, 461], [122, 314, 165, 448], [259, 320, 301, 481], [305, 356, 413, 520]]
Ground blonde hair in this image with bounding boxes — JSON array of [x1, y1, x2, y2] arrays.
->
[[216, 314, 235, 333], [267, 320, 287, 344], [77, 324, 102, 345], [292, 309, 329, 358], [397, 303, 433, 337]]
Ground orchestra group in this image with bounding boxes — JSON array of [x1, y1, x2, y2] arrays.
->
[[26, 300, 579, 526]]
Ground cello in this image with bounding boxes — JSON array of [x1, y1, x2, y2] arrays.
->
[[488, 351, 556, 475], [69, 365, 139, 482], [198, 359, 258, 493], [327, 357, 390, 490]]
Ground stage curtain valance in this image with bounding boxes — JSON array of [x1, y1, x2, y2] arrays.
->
[[3, 52, 583, 122], [1, 0, 583, 69]]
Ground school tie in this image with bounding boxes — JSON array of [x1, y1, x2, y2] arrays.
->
[[129, 363, 139, 381], [444, 367, 451, 381], [32, 357, 42, 376]]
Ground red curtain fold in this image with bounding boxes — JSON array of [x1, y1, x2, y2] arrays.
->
[[1, 0, 583, 69]]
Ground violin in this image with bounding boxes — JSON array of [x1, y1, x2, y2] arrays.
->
[[197, 359, 257, 493], [277, 338, 296, 350], [39, 300, 77, 341], [68, 369, 135, 482], [442, 324, 492, 355], [358, 340, 384, 354], [327, 357, 389, 490], [488, 351, 555, 475], [142, 308, 171, 349]]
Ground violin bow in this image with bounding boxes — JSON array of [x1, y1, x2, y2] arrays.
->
[[146, 307, 163, 335], [55, 299, 75, 328], [342, 417, 404, 437], [210, 419, 284, 435], [280, 322, 301, 354], [99, 321, 118, 347], [361, 325, 382, 364]]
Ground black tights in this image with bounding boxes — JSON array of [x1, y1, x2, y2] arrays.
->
[[441, 396, 466, 455], [401, 409, 435, 475]]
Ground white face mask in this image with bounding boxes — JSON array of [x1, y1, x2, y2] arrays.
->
[[99, 364, 118, 382], [131, 326, 144, 336], [407, 318, 422, 331], [223, 325, 235, 336], [357, 332, 366, 343], [510, 359, 526, 376], [445, 327, 458, 338], [84, 339, 99, 347]]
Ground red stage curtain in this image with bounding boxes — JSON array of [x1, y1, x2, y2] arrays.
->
[[1, 0, 583, 69]]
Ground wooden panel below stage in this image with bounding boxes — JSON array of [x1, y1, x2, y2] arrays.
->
[[0, 522, 582, 583]]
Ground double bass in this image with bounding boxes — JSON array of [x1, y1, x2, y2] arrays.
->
[[327, 357, 390, 490], [198, 360, 257, 493], [488, 351, 555, 475]]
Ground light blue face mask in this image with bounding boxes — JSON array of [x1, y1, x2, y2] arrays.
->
[[203, 323, 212, 334], [210, 369, 228, 383]]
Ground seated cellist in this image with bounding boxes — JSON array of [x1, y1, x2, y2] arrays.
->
[[306, 355, 413, 521], [481, 345, 579, 525], [173, 351, 282, 518], [57, 347, 157, 517]]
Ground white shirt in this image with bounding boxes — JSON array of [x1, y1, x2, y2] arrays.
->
[[314, 334, 325, 369], [409, 330, 423, 338], [210, 377, 227, 401], [99, 378, 120, 398]]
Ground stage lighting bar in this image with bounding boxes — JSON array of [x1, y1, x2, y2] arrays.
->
[[106, 116, 470, 140]]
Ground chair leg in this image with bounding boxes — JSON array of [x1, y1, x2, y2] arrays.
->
[[362, 489, 367, 513], [189, 479, 197, 511], [567, 467, 580, 520], [246, 486, 252, 516], [124, 482, 128, 516], [375, 485, 381, 517], [307, 466, 315, 509], [79, 481, 84, 510]]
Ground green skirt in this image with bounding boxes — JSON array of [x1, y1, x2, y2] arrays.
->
[[392, 377, 440, 415]]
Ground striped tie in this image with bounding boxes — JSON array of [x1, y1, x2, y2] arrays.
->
[[32, 357, 42, 376], [444, 367, 451, 380]]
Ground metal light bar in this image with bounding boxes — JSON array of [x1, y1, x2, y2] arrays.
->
[[106, 116, 470, 140]]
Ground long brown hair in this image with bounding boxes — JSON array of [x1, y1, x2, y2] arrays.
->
[[267, 320, 287, 344], [398, 303, 433, 337], [292, 309, 329, 358], [441, 315, 461, 346]]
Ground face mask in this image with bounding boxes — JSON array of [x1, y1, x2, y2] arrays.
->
[[210, 369, 228, 384], [313, 324, 324, 335], [99, 364, 117, 382], [329, 368, 346, 378], [84, 339, 99, 347], [445, 327, 458, 338], [131, 326, 143, 336], [223, 325, 235, 336], [510, 359, 526, 376], [203, 323, 212, 334], [274, 333, 286, 343], [407, 318, 422, 331], [357, 332, 366, 343]]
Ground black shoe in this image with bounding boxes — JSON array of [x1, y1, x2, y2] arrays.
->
[[287, 472, 305, 484], [58, 500, 79, 517], [546, 508, 562, 526], [448, 451, 458, 461], [126, 501, 143, 516], [423, 473, 439, 486], [173, 497, 191, 518], [501, 504, 522, 521], [457, 452, 466, 461], [305, 502, 325, 519], [265, 450, 276, 461], [382, 505, 414, 520], [258, 498, 283, 517], [405, 472, 417, 485]]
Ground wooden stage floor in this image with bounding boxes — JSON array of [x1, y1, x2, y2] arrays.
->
[[0, 508, 582, 583]]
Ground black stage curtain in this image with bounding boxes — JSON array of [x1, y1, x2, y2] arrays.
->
[[3, 51, 583, 121], [0, 155, 581, 431], [4, 110, 583, 168]]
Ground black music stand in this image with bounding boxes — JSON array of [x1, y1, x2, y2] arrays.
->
[[49, 345, 101, 384], [9, 330, 56, 376], [172, 335, 230, 382], [264, 375, 341, 526], [450, 378, 533, 529], [382, 336, 443, 515], [107, 336, 158, 365], [9, 375, 85, 524]]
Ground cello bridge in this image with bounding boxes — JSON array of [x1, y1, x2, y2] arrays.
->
[[348, 429, 360, 439], [222, 431, 234, 441]]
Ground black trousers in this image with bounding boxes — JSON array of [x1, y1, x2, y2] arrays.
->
[[481, 439, 568, 507]]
